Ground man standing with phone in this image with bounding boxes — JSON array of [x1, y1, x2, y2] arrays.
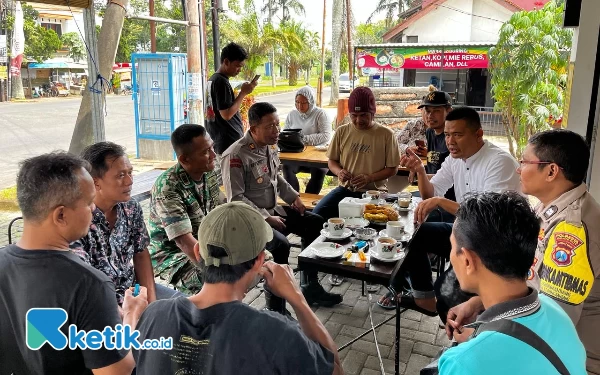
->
[[206, 42, 258, 183]]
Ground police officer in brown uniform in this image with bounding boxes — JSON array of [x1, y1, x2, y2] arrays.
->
[[445, 130, 600, 374], [221, 102, 343, 309]]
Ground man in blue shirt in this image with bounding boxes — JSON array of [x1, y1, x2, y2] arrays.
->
[[438, 191, 586, 374]]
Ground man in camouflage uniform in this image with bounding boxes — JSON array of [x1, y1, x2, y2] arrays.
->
[[148, 124, 222, 295]]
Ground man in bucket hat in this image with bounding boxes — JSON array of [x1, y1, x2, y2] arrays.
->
[[133, 202, 342, 375]]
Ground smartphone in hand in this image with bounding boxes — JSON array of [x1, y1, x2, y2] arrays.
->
[[415, 140, 426, 148], [252, 74, 261, 83]]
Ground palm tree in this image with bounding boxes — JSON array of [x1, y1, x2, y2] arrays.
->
[[279, 22, 318, 86], [329, 0, 344, 106], [260, 0, 306, 23], [368, 0, 415, 28]]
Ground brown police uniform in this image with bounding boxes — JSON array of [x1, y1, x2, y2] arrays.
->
[[529, 184, 600, 374]]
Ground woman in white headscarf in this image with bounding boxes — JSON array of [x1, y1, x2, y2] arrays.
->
[[282, 86, 331, 194]]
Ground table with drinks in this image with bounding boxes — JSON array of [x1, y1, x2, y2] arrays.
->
[[297, 191, 418, 375]]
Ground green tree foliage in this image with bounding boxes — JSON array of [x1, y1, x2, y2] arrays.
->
[[60, 32, 86, 62], [261, 0, 305, 23], [489, 0, 572, 157], [3, 4, 61, 63], [355, 20, 388, 45]]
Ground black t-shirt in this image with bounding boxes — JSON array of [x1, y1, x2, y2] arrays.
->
[[425, 128, 449, 175], [134, 298, 334, 375], [0, 245, 127, 375], [206, 73, 244, 154]]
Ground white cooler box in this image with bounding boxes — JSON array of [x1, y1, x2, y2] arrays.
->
[[338, 197, 371, 218]]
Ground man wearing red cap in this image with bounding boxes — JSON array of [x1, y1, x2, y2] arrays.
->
[[313, 87, 400, 220]]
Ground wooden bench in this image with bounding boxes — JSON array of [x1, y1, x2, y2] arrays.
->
[[131, 169, 164, 202]]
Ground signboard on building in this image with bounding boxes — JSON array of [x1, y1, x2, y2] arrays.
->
[[356, 46, 490, 70]]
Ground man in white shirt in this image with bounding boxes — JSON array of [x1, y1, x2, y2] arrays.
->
[[378, 106, 520, 314]]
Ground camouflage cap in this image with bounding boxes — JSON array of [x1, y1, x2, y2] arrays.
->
[[198, 202, 273, 267]]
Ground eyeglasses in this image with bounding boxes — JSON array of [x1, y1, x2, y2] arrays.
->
[[518, 159, 562, 169]]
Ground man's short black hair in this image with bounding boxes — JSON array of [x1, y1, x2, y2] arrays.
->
[[248, 102, 277, 126], [201, 245, 258, 284], [453, 191, 539, 280], [445, 106, 481, 130], [17, 152, 91, 222], [220, 42, 248, 64], [171, 124, 207, 156], [80, 141, 126, 178], [529, 129, 589, 184]]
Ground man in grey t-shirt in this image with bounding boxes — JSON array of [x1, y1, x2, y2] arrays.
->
[[134, 202, 342, 375]]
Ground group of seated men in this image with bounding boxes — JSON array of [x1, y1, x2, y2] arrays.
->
[[0, 85, 598, 374]]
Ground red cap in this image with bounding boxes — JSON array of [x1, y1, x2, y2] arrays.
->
[[348, 87, 376, 115]]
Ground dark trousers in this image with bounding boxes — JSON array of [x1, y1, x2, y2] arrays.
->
[[283, 165, 328, 195], [393, 222, 454, 299], [265, 206, 323, 284], [312, 186, 363, 220]]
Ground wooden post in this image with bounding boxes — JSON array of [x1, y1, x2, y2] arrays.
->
[[317, 0, 326, 107], [26, 63, 32, 98]]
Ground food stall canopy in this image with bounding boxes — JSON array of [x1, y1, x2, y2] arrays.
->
[[29, 62, 88, 69], [356, 42, 494, 70], [25, 0, 91, 8]]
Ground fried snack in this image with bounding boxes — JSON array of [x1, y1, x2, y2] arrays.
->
[[364, 204, 378, 211], [364, 212, 388, 221]]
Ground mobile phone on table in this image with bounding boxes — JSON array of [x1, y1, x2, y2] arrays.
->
[[415, 140, 426, 148], [252, 74, 261, 83]]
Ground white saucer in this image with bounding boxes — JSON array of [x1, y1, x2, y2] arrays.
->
[[309, 242, 346, 259], [342, 217, 369, 229], [370, 249, 406, 263], [379, 229, 411, 242], [321, 228, 353, 240], [398, 204, 414, 212]]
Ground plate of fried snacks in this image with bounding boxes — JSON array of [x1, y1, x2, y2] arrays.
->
[[363, 204, 399, 225]]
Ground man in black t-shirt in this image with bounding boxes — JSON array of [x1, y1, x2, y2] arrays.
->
[[134, 202, 342, 375], [418, 91, 452, 174], [206, 42, 257, 181], [0, 152, 148, 375]]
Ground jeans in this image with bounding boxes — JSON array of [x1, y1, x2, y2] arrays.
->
[[265, 206, 324, 284], [282, 165, 328, 194], [312, 186, 363, 220], [393, 221, 454, 299]]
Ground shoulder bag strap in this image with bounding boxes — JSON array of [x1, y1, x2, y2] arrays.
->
[[478, 319, 570, 375]]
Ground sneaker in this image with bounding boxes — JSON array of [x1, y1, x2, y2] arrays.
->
[[329, 274, 345, 286], [302, 282, 343, 307]]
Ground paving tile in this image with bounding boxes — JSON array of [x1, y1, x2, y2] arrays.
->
[[413, 331, 436, 345], [351, 339, 391, 358], [418, 320, 440, 335], [313, 308, 333, 323], [402, 309, 424, 322], [413, 342, 443, 358], [436, 329, 452, 347], [329, 313, 367, 328], [405, 354, 433, 375], [340, 325, 375, 343], [364, 355, 399, 374], [324, 320, 344, 339], [387, 338, 415, 364], [341, 349, 368, 375]]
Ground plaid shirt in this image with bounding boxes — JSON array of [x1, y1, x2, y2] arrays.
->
[[148, 164, 221, 294], [70, 200, 150, 305]]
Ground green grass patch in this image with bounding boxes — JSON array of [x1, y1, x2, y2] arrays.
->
[[253, 78, 329, 95]]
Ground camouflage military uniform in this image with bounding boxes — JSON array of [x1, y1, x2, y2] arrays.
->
[[148, 164, 221, 295]]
